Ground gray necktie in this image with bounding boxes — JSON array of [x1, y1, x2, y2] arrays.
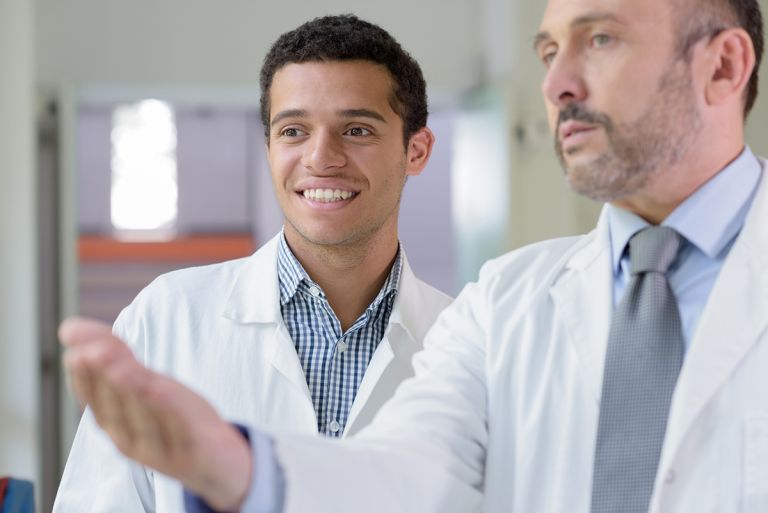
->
[[591, 226, 684, 513]]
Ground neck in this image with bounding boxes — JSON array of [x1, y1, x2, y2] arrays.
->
[[613, 128, 745, 224], [284, 223, 400, 332]]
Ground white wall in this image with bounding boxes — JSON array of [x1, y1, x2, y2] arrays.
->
[[0, 0, 39, 487], [745, 0, 768, 157], [36, 0, 483, 97], [35, 0, 606, 267]]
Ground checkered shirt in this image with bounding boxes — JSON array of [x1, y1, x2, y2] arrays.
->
[[277, 233, 402, 437]]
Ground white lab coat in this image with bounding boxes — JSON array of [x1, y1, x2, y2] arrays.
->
[[273, 166, 768, 513], [54, 234, 452, 513]]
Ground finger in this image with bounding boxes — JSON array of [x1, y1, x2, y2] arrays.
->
[[91, 347, 174, 464], [122, 396, 166, 465], [62, 349, 97, 409], [68, 332, 137, 405], [144, 375, 196, 464], [115, 366, 168, 465], [81, 344, 136, 450], [58, 316, 114, 348], [136, 372, 222, 483]]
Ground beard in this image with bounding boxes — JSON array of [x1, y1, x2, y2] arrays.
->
[[555, 60, 702, 202]]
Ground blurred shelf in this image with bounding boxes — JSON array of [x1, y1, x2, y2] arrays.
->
[[79, 233, 256, 263]]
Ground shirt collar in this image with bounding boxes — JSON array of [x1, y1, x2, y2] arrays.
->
[[277, 231, 309, 305], [277, 230, 404, 309], [368, 246, 403, 314], [607, 146, 762, 274]]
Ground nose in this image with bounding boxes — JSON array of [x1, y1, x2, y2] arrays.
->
[[301, 130, 346, 173], [541, 50, 588, 110]]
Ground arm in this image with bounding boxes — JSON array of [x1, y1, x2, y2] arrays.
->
[[59, 273, 492, 513], [272, 278, 490, 513]]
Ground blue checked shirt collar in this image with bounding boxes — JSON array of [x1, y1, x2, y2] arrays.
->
[[277, 231, 403, 313]]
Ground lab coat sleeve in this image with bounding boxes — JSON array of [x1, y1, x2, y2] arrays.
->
[[53, 301, 156, 513], [271, 270, 493, 513]]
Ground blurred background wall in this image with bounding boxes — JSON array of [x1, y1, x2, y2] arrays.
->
[[3, 0, 768, 510], [0, 0, 38, 502]]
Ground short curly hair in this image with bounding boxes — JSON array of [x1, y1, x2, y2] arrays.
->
[[259, 15, 428, 145]]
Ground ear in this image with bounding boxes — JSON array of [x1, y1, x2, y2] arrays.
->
[[703, 27, 756, 109], [404, 126, 435, 177]]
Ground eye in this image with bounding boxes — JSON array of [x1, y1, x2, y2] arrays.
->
[[280, 127, 307, 137], [542, 51, 557, 66], [590, 33, 613, 48], [538, 44, 558, 67], [344, 126, 372, 136]]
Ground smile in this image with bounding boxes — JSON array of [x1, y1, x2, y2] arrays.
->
[[301, 188, 358, 203]]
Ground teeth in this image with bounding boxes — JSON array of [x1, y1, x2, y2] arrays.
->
[[302, 189, 356, 203]]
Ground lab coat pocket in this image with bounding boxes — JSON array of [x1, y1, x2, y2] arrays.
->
[[744, 415, 768, 513]]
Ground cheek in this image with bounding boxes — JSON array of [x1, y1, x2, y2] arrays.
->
[[545, 103, 559, 134], [268, 149, 301, 184], [585, 56, 662, 118]]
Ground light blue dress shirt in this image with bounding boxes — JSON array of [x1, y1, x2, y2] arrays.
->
[[188, 147, 763, 513], [607, 146, 762, 351]]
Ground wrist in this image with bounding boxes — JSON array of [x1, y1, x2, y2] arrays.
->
[[196, 423, 253, 511]]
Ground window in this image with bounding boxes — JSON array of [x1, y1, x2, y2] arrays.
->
[[110, 99, 178, 238]]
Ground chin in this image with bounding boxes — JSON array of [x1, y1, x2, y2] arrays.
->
[[291, 224, 360, 247]]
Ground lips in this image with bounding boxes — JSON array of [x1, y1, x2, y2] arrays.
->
[[559, 121, 596, 142]]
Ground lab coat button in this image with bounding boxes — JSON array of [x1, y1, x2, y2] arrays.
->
[[665, 469, 675, 484], [329, 420, 341, 433]]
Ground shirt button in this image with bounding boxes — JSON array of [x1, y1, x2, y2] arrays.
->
[[665, 469, 675, 484], [337, 340, 348, 353], [309, 286, 320, 297], [328, 420, 341, 433]]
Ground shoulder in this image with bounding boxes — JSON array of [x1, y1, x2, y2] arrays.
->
[[475, 231, 596, 302], [411, 277, 453, 310], [133, 256, 253, 305]]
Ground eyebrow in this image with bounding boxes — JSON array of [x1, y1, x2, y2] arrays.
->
[[533, 12, 624, 52], [339, 109, 387, 123], [270, 108, 387, 127], [270, 109, 307, 127]]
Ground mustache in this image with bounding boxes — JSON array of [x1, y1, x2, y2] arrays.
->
[[557, 103, 613, 131]]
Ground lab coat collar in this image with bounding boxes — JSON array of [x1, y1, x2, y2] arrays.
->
[[223, 234, 283, 324], [550, 206, 614, 404], [222, 234, 424, 344], [386, 253, 425, 347]]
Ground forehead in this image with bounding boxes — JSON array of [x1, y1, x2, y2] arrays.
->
[[269, 60, 397, 117], [538, 0, 676, 40]]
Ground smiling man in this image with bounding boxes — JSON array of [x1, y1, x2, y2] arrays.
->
[[59, 0, 768, 512], [53, 15, 452, 513]]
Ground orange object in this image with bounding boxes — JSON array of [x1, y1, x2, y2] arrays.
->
[[78, 234, 256, 263]]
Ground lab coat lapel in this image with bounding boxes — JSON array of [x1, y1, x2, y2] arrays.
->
[[223, 234, 282, 324], [549, 208, 614, 404], [222, 234, 312, 402], [344, 257, 422, 436], [657, 168, 768, 479]]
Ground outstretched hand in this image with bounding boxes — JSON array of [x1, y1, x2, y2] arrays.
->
[[59, 317, 253, 511]]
